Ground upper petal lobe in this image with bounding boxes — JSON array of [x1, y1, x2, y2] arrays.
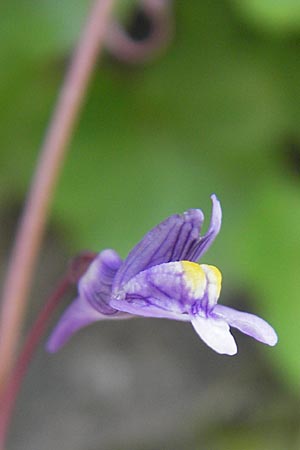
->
[[187, 194, 222, 262], [112, 208, 204, 292]]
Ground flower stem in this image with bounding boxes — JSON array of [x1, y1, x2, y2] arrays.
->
[[0, 252, 96, 450], [0, 0, 115, 392]]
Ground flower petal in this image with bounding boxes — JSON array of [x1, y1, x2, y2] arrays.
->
[[111, 262, 193, 321], [187, 194, 222, 262], [47, 249, 130, 352], [191, 314, 237, 355], [46, 296, 130, 353], [79, 249, 123, 314], [213, 304, 278, 346], [113, 208, 204, 291], [110, 300, 190, 321]]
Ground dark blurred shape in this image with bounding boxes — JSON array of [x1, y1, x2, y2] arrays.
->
[[104, 0, 174, 64], [282, 135, 300, 177], [127, 8, 153, 42]]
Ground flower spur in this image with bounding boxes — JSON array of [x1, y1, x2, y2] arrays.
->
[[46, 195, 277, 355]]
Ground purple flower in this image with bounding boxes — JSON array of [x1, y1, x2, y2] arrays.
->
[[47, 195, 277, 355]]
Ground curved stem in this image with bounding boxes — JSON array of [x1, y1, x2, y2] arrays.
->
[[0, 0, 115, 392], [0, 252, 96, 449], [0, 276, 70, 449]]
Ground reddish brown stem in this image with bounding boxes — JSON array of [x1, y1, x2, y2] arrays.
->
[[0, 0, 115, 392], [0, 276, 70, 449], [0, 252, 96, 449]]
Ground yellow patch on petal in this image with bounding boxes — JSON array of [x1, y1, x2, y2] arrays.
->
[[181, 261, 207, 299], [200, 264, 222, 299]]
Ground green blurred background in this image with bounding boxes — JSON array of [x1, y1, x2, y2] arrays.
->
[[1, 0, 300, 448]]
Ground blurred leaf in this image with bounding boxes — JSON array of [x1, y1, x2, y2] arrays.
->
[[228, 174, 300, 388], [231, 0, 300, 34], [200, 395, 299, 449], [205, 421, 296, 450]]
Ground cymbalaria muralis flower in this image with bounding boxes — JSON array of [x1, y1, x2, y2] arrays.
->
[[47, 195, 277, 355]]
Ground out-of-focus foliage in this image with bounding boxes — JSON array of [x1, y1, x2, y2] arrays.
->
[[231, 0, 300, 34], [1, 0, 300, 393]]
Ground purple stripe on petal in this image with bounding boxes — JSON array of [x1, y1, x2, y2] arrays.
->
[[187, 195, 222, 262], [46, 249, 132, 352], [113, 209, 204, 291], [111, 262, 192, 319], [46, 296, 130, 353], [191, 314, 237, 355], [79, 249, 122, 314], [213, 304, 278, 346], [111, 297, 190, 321]]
